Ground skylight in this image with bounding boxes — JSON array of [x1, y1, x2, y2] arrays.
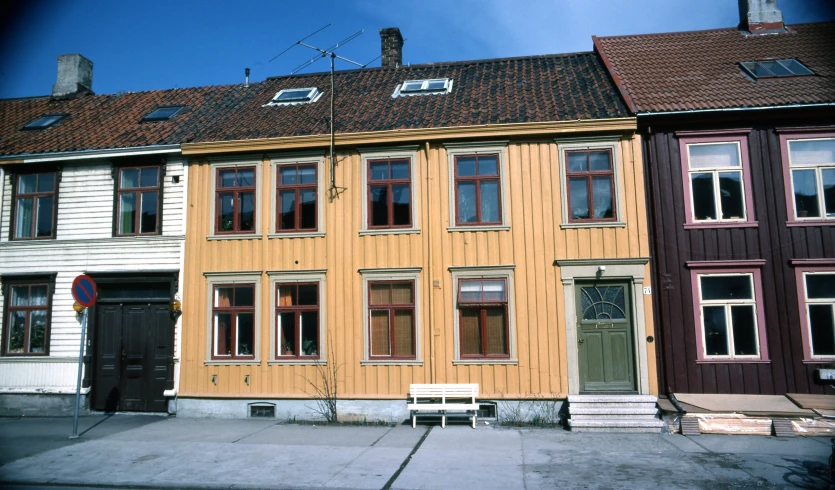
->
[[393, 78, 453, 97], [740, 59, 814, 79], [22, 114, 66, 130], [266, 88, 321, 106], [142, 105, 184, 122]]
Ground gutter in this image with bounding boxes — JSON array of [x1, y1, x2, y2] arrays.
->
[[636, 102, 835, 117], [0, 144, 181, 163]]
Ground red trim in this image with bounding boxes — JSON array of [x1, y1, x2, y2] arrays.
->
[[215, 167, 257, 235], [453, 154, 502, 226], [367, 158, 412, 229], [276, 163, 317, 232], [686, 260, 766, 269], [115, 166, 160, 236], [675, 129, 752, 137], [778, 131, 835, 225], [367, 280, 416, 360], [275, 282, 320, 358], [12, 172, 57, 241], [794, 267, 835, 361], [564, 149, 617, 223], [211, 284, 256, 360], [790, 259, 835, 266], [3, 283, 51, 356]]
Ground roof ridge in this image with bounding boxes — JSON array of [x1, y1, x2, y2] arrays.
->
[[595, 21, 833, 42]]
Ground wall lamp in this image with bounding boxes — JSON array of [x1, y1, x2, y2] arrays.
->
[[170, 299, 182, 320]]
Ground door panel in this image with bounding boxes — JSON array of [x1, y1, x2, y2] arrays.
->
[[93, 305, 123, 411]]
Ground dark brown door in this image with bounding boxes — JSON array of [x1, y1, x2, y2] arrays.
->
[[93, 303, 172, 412]]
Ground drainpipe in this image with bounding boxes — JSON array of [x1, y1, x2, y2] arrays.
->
[[668, 392, 687, 415], [424, 141, 435, 383]]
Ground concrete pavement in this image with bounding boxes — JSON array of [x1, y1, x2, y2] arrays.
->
[[0, 415, 832, 489]]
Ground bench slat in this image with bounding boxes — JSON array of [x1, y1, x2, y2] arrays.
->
[[407, 404, 479, 411]]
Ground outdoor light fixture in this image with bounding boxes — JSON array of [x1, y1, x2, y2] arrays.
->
[[598, 265, 606, 273], [72, 302, 84, 313], [169, 299, 182, 320]]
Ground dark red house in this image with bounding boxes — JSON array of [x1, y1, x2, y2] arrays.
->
[[594, 4, 835, 397]]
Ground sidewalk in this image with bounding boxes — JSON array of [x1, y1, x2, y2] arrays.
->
[[0, 415, 831, 489]]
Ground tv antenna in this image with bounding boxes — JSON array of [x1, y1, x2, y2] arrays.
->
[[271, 25, 381, 201]]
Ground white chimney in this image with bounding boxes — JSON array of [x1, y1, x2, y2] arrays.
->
[[738, 0, 785, 34], [52, 54, 93, 97]]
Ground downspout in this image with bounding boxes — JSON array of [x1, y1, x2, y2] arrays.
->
[[668, 392, 687, 415], [424, 141, 435, 383]]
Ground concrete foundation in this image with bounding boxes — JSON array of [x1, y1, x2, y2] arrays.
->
[[175, 397, 410, 423], [0, 392, 89, 417]]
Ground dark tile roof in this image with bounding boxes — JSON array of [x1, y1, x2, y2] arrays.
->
[[0, 52, 628, 157], [594, 22, 835, 114]]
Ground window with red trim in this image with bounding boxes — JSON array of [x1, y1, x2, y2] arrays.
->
[[276, 283, 319, 358], [800, 271, 835, 359], [368, 158, 411, 228], [784, 137, 835, 221], [212, 285, 255, 359], [3, 282, 51, 356], [13, 172, 56, 240], [565, 149, 616, 222], [368, 281, 415, 359], [216, 167, 256, 234], [457, 278, 509, 358], [454, 154, 501, 225], [276, 164, 317, 232], [116, 166, 160, 236]]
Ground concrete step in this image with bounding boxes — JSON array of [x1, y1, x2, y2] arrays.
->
[[569, 407, 659, 416], [569, 426, 666, 433], [568, 418, 666, 432], [567, 402, 659, 410], [567, 395, 658, 404], [571, 414, 662, 421]]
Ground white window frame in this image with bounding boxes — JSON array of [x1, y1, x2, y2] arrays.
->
[[392, 78, 453, 97], [204, 272, 262, 365], [801, 271, 835, 360], [358, 146, 420, 235], [697, 272, 761, 360], [265, 87, 322, 106], [269, 153, 325, 238], [359, 268, 422, 365], [686, 141, 748, 224], [786, 137, 835, 222], [445, 142, 510, 232], [208, 157, 262, 240], [267, 270, 327, 364], [555, 137, 625, 228], [450, 265, 517, 365]]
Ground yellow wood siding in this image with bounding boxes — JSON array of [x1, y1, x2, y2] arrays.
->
[[179, 132, 656, 399]]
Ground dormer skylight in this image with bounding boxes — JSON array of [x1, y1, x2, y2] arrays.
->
[[22, 114, 66, 130], [393, 78, 453, 97], [266, 88, 321, 106], [740, 59, 814, 79], [142, 105, 184, 122]]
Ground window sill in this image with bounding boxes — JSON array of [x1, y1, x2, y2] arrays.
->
[[695, 359, 770, 364], [561, 221, 626, 229], [683, 221, 758, 230], [268, 232, 325, 239], [447, 225, 510, 233], [207, 234, 262, 241], [359, 228, 420, 236], [0, 355, 67, 362], [361, 360, 423, 366], [453, 359, 518, 365], [204, 360, 261, 366], [803, 359, 835, 364], [786, 220, 835, 227], [268, 359, 327, 365]]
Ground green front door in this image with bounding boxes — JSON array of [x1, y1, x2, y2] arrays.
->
[[576, 283, 636, 392]]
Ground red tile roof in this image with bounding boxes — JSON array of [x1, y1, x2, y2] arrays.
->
[[593, 22, 835, 114]]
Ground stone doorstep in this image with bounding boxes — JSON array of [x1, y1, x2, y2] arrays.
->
[[569, 426, 665, 433], [570, 414, 662, 421], [567, 395, 658, 403], [568, 418, 666, 428], [569, 407, 660, 416], [566, 402, 659, 409]]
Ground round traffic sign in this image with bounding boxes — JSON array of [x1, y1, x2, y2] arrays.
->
[[71, 275, 97, 308]]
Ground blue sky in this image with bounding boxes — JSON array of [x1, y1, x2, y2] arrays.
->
[[1, 0, 832, 99]]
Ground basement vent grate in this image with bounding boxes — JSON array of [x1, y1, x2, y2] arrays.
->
[[478, 403, 497, 419], [249, 404, 276, 418], [680, 417, 701, 436], [772, 419, 796, 438]]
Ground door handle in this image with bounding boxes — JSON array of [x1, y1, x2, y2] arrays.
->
[[578, 338, 585, 344]]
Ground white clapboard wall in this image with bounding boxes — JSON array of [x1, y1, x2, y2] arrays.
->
[[0, 157, 186, 393]]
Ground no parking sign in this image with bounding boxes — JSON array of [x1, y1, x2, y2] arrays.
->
[[71, 275, 97, 308]]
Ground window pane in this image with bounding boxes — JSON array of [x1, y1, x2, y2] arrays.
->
[[18, 175, 36, 193], [369, 283, 391, 305], [459, 280, 482, 302], [807, 274, 835, 299], [792, 169, 820, 218], [215, 313, 232, 355], [118, 193, 136, 234], [370, 162, 388, 181], [810, 304, 835, 356], [370, 186, 389, 226], [300, 190, 316, 229], [688, 143, 739, 168], [391, 283, 413, 305], [301, 311, 318, 355], [480, 181, 500, 223], [239, 192, 255, 231], [29, 310, 46, 353], [691, 173, 717, 220], [36, 197, 54, 237], [279, 191, 296, 230], [278, 285, 297, 306], [460, 309, 482, 355], [426, 80, 446, 90], [703, 306, 729, 356], [567, 153, 587, 172], [822, 169, 835, 218], [457, 182, 477, 223], [592, 177, 613, 219], [140, 192, 157, 233], [718, 171, 744, 220], [278, 312, 295, 355], [701, 275, 753, 300], [485, 308, 507, 355], [237, 169, 255, 187], [215, 287, 233, 307], [759, 60, 791, 77], [569, 178, 589, 219], [789, 139, 835, 165], [37, 173, 55, 193], [235, 286, 254, 307], [482, 280, 506, 301], [7, 311, 26, 353], [393, 310, 414, 356], [280, 167, 296, 185], [780, 59, 813, 76], [219, 170, 236, 188], [11, 286, 29, 306], [15, 197, 33, 238], [392, 185, 410, 226], [477, 155, 498, 176], [218, 193, 234, 231], [121, 169, 139, 188], [390, 160, 409, 179], [30, 286, 48, 306], [730, 305, 758, 356], [457, 157, 477, 177], [237, 313, 254, 356], [298, 284, 317, 305], [298, 166, 316, 184], [370, 310, 390, 356], [589, 151, 611, 171], [140, 168, 158, 187]]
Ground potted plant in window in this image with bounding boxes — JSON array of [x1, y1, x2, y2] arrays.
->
[[283, 342, 294, 356]]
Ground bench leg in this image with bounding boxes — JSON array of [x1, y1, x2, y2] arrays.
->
[[412, 414, 416, 429], [472, 412, 476, 429], [442, 413, 446, 429]]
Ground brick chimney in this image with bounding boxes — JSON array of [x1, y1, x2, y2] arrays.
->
[[52, 54, 93, 97], [738, 0, 785, 34], [380, 28, 403, 69]]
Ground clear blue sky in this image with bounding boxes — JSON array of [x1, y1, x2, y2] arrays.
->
[[1, 0, 832, 99]]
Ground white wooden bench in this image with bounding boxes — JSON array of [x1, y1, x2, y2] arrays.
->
[[407, 383, 479, 428]]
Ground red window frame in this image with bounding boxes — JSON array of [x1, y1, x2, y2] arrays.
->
[[3, 282, 51, 356], [457, 278, 510, 359], [276, 164, 317, 232], [565, 149, 617, 223], [12, 172, 57, 240], [275, 282, 320, 359], [115, 166, 161, 236], [215, 167, 256, 234], [368, 280, 416, 360], [211, 284, 256, 360], [454, 154, 502, 226], [367, 158, 412, 229]]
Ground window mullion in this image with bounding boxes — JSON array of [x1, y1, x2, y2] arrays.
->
[[296, 309, 302, 358], [713, 171, 722, 219], [725, 303, 735, 358]]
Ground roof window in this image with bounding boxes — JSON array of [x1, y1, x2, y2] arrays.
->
[[266, 88, 321, 106], [142, 105, 184, 122], [740, 59, 813, 79], [393, 78, 453, 97], [22, 114, 66, 130]]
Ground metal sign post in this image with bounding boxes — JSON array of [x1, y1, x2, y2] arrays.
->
[[70, 274, 97, 439], [70, 308, 88, 439]]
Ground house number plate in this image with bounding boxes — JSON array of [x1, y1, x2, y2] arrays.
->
[[643, 287, 652, 295]]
